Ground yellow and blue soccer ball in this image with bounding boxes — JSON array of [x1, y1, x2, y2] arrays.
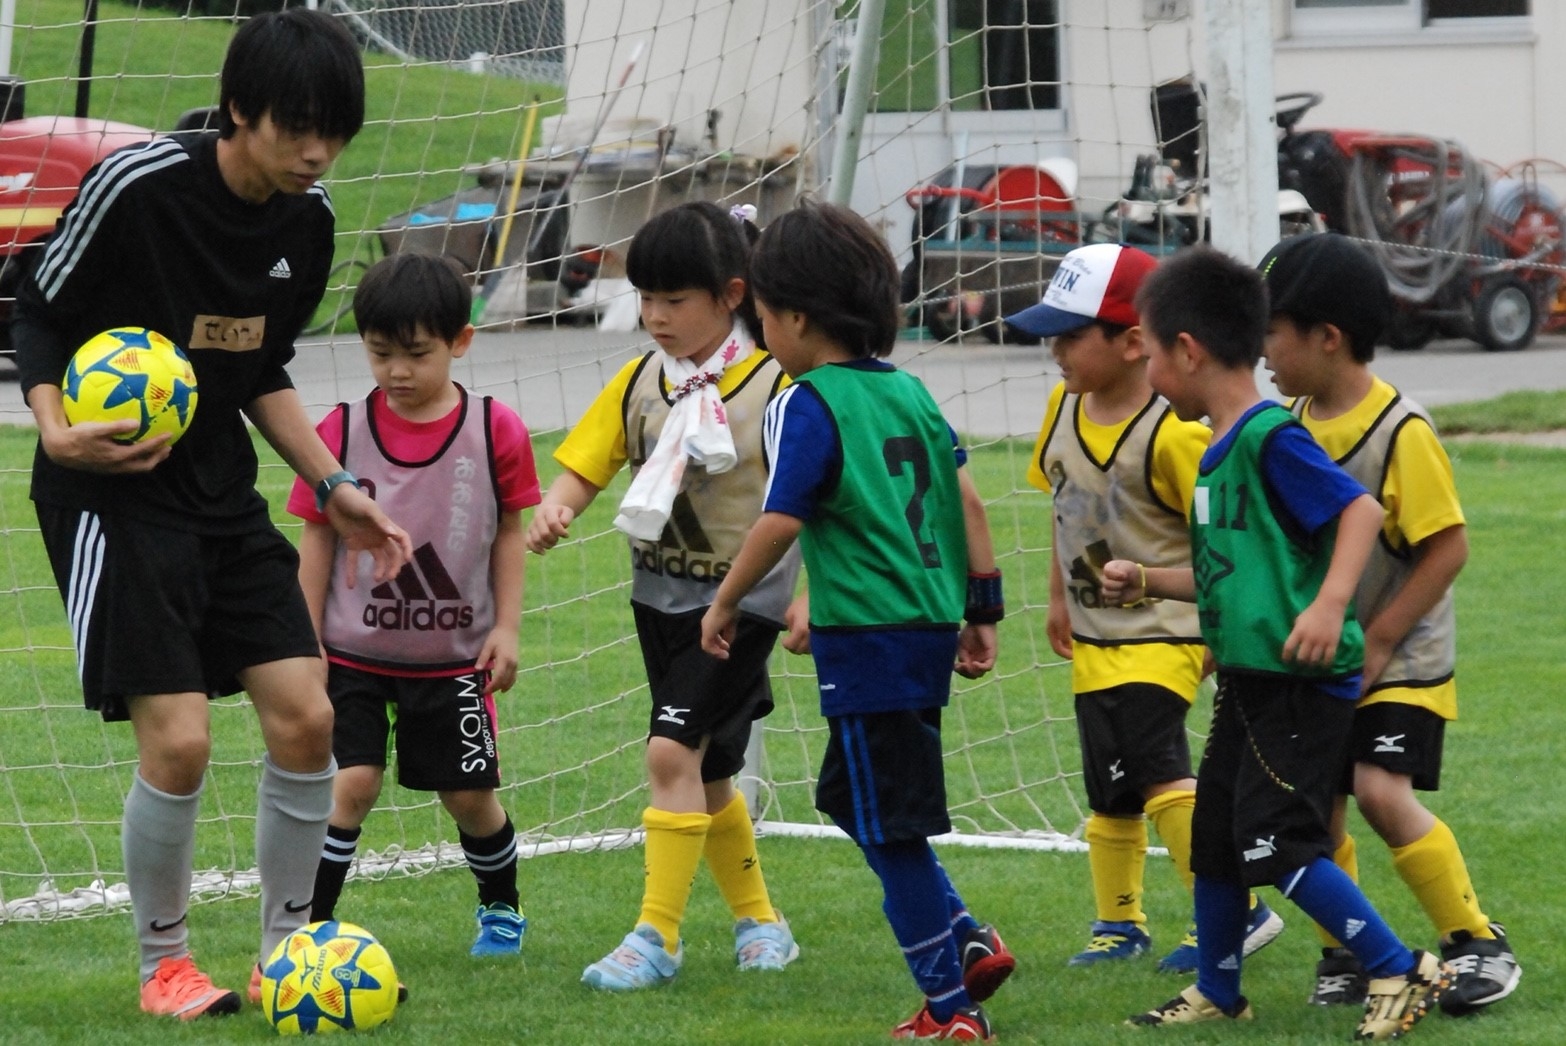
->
[[259, 920, 399, 1035], [61, 327, 197, 445]]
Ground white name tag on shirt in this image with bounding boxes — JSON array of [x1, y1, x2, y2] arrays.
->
[[1193, 486, 1210, 526]]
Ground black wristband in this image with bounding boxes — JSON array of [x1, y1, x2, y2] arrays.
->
[[965, 570, 1004, 624]]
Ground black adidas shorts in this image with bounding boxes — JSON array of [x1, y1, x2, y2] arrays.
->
[[1341, 701, 1446, 792], [1075, 682, 1194, 815], [328, 663, 501, 791], [1189, 671, 1355, 888], [633, 602, 779, 783], [38, 506, 320, 721], [816, 706, 952, 845]]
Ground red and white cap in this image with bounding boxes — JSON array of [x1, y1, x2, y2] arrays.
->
[[1004, 243, 1158, 338]]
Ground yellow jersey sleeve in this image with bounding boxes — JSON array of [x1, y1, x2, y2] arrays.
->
[[553, 356, 644, 489], [1149, 412, 1211, 519], [1025, 382, 1067, 493]]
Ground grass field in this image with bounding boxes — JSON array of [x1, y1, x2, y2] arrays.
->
[[2, 403, 1564, 1042]]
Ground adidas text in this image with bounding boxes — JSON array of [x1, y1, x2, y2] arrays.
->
[[362, 599, 475, 631], [632, 546, 731, 582]]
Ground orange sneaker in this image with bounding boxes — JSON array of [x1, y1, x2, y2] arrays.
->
[[139, 955, 241, 1020], [891, 1002, 994, 1041]]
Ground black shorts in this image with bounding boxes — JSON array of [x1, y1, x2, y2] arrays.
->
[[633, 603, 779, 783], [38, 506, 320, 721], [816, 707, 952, 845], [1075, 683, 1194, 815], [1190, 672, 1355, 888], [1340, 702, 1446, 792], [329, 663, 501, 791]]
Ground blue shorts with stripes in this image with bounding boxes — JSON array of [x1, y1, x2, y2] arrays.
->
[[816, 706, 952, 844]]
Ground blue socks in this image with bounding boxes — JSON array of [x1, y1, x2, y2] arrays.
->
[[1193, 875, 1247, 1013], [862, 840, 972, 1021], [1195, 856, 1417, 1011], [1280, 857, 1416, 978]]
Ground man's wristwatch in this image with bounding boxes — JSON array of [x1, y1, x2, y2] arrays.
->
[[314, 469, 361, 512]]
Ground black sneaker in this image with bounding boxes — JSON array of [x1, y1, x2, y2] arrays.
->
[[1439, 922, 1521, 1016], [959, 924, 1016, 1003], [1310, 946, 1370, 1006], [1127, 985, 1254, 1026]]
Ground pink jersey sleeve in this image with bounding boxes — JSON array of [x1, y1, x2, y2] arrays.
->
[[284, 406, 348, 523], [490, 401, 541, 511]]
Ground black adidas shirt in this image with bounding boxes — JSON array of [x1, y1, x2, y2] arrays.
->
[[14, 131, 334, 534]]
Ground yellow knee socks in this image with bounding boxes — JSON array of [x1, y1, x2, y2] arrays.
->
[[1086, 813, 1147, 926], [638, 807, 710, 954], [703, 794, 776, 924], [1392, 818, 1492, 941], [1144, 789, 1196, 894]]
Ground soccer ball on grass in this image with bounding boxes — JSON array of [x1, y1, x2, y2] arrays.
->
[[258, 919, 400, 1035], [61, 327, 197, 445]]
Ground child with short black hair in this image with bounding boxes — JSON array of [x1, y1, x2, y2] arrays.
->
[[702, 199, 1015, 1041], [287, 252, 540, 976], [527, 201, 799, 991], [1006, 243, 1282, 975], [1260, 232, 1519, 1015], [1102, 245, 1452, 1041]]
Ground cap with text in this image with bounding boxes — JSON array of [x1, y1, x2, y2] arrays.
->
[[1004, 243, 1159, 339]]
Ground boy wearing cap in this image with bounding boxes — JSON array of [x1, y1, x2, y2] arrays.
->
[[1102, 245, 1452, 1040], [1008, 243, 1282, 974], [1259, 232, 1519, 1016]]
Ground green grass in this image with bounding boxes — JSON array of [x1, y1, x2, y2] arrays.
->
[[4, 0, 564, 329], [1428, 389, 1566, 434], [1, 420, 1564, 1042]]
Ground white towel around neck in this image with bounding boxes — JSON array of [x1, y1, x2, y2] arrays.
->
[[613, 323, 748, 541]]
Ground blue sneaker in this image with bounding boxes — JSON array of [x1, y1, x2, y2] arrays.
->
[[470, 902, 526, 957], [582, 924, 682, 991], [1156, 924, 1200, 974], [1155, 900, 1284, 974], [1068, 920, 1151, 966], [1243, 898, 1285, 957], [734, 910, 800, 971]]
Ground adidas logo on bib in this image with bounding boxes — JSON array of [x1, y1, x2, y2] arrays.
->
[[269, 258, 292, 279]]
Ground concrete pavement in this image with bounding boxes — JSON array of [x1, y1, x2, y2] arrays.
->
[[4, 328, 1566, 439]]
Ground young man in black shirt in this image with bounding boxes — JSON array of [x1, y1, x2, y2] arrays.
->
[[13, 10, 411, 1020]]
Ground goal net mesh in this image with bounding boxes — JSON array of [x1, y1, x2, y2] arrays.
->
[[0, 0, 1204, 921]]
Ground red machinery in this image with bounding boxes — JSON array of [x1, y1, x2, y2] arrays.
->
[[900, 160, 1082, 344], [0, 116, 158, 356], [1277, 94, 1565, 351]]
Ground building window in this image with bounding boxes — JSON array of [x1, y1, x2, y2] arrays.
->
[[856, 0, 1062, 113], [1292, 0, 1528, 35], [950, 0, 1061, 111]]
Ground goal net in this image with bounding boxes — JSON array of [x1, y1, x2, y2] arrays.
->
[[0, 0, 1207, 921]]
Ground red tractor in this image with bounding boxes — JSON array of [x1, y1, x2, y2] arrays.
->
[[0, 115, 158, 358]]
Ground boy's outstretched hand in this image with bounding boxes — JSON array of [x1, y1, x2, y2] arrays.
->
[[955, 623, 997, 679], [701, 600, 737, 659], [477, 627, 519, 694], [1099, 559, 1145, 606], [525, 503, 576, 553], [328, 485, 413, 586]]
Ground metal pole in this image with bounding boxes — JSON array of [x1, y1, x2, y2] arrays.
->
[[827, 0, 886, 206], [1202, 0, 1276, 264], [76, 0, 97, 119], [0, 0, 16, 77]]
